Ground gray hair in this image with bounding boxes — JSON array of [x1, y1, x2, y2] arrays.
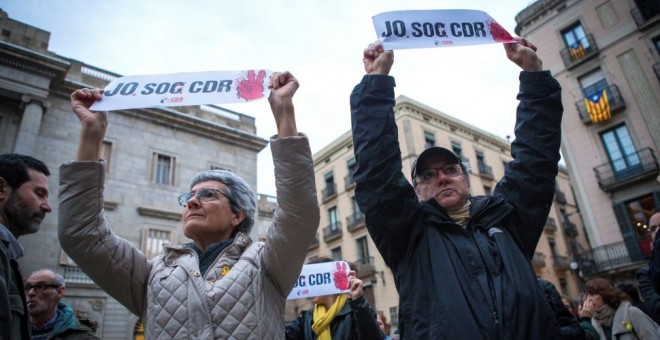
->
[[190, 170, 256, 236], [31, 269, 65, 288]]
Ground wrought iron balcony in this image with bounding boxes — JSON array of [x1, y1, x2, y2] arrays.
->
[[322, 222, 343, 243], [356, 256, 375, 278], [560, 34, 599, 68], [593, 148, 659, 192], [563, 221, 579, 239], [555, 190, 567, 204], [309, 233, 320, 249], [575, 84, 625, 124], [322, 183, 337, 202], [346, 213, 366, 232], [477, 163, 494, 180], [63, 266, 95, 285], [532, 252, 546, 269], [553, 255, 570, 271], [576, 240, 645, 277], [344, 173, 356, 190], [631, 0, 660, 28], [544, 217, 557, 232]]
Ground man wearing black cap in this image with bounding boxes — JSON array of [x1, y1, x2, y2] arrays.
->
[[350, 38, 563, 339]]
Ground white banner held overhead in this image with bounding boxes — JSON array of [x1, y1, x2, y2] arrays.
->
[[90, 69, 273, 111], [287, 261, 352, 300], [373, 9, 516, 50]]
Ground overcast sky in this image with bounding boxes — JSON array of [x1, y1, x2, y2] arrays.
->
[[4, 0, 538, 196]]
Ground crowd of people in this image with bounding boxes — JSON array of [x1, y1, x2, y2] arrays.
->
[[1, 36, 659, 339]]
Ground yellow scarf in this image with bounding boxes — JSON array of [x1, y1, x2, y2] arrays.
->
[[312, 294, 347, 340]]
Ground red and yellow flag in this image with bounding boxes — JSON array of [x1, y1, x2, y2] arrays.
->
[[569, 42, 586, 61], [584, 89, 611, 123]]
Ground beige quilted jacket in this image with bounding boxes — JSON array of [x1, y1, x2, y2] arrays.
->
[[58, 134, 320, 339]]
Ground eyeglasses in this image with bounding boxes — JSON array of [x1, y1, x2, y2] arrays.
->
[[24, 282, 60, 293], [417, 164, 463, 183], [650, 224, 660, 233], [177, 188, 234, 207]]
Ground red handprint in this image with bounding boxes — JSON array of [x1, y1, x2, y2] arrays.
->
[[486, 20, 514, 43], [333, 262, 349, 290], [236, 69, 266, 101]]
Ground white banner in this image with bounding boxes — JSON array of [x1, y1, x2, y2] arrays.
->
[[373, 9, 516, 50], [90, 69, 272, 111], [287, 261, 352, 300]]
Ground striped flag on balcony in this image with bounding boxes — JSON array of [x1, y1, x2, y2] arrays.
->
[[584, 89, 611, 123], [569, 42, 586, 60]]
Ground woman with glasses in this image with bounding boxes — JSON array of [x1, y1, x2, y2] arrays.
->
[[58, 71, 320, 339]]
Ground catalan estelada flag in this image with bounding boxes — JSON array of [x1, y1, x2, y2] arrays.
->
[[569, 42, 586, 60], [584, 89, 611, 123]]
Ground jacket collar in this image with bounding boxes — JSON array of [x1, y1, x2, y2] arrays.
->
[[0, 223, 23, 259], [163, 232, 252, 264], [421, 195, 512, 231]]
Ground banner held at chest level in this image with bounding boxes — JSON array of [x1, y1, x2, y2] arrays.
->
[[287, 261, 352, 300]]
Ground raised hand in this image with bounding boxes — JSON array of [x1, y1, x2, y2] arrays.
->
[[504, 37, 543, 72], [363, 41, 394, 76], [347, 270, 364, 300], [267, 71, 299, 138], [70, 88, 107, 161], [236, 69, 266, 101]]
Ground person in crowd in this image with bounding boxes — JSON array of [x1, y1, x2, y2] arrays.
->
[[58, 71, 320, 338], [618, 283, 651, 318], [638, 264, 660, 325], [376, 311, 391, 340], [285, 258, 383, 340], [648, 208, 660, 293], [563, 296, 579, 318], [538, 278, 585, 339], [25, 269, 98, 340], [576, 296, 600, 340], [1, 153, 52, 339], [584, 277, 659, 339], [350, 38, 563, 339]]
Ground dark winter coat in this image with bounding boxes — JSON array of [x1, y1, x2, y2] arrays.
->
[[285, 296, 383, 340], [350, 72, 563, 339], [538, 278, 585, 339], [636, 265, 660, 324], [0, 224, 30, 340], [46, 302, 98, 340]]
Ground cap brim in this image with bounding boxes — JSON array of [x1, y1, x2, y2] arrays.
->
[[411, 147, 462, 180]]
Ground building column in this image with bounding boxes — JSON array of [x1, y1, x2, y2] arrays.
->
[[14, 94, 50, 155]]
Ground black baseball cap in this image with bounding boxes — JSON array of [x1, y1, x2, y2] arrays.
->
[[411, 147, 462, 181]]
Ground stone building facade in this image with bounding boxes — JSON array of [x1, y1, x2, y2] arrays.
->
[[0, 10, 268, 338], [515, 0, 660, 282]]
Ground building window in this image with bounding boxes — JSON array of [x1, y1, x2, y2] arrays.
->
[[101, 141, 112, 174], [153, 153, 175, 185], [548, 238, 557, 257], [424, 131, 435, 149], [451, 141, 463, 158], [356, 236, 370, 263], [559, 278, 568, 295], [328, 207, 339, 230], [483, 185, 492, 196], [351, 196, 361, 216], [579, 69, 608, 98], [324, 171, 336, 198], [346, 157, 357, 187], [389, 306, 399, 327], [331, 246, 342, 261], [600, 124, 640, 175], [654, 36, 660, 54], [561, 23, 590, 60], [142, 227, 175, 260]]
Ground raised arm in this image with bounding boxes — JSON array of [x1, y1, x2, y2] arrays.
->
[[351, 42, 421, 272], [495, 38, 563, 258], [262, 72, 320, 296], [59, 89, 150, 316]]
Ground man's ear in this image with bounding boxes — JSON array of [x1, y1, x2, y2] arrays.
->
[[0, 177, 10, 203], [232, 209, 246, 228]]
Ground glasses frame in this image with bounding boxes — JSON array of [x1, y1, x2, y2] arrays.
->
[[416, 163, 463, 183], [24, 282, 61, 293], [650, 224, 660, 233], [177, 188, 235, 208]]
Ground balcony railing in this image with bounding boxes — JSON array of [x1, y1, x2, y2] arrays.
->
[[344, 173, 356, 190], [563, 221, 579, 239], [309, 233, 320, 249], [322, 222, 343, 243], [346, 213, 366, 232], [322, 183, 337, 202], [532, 252, 546, 269], [631, 0, 660, 28], [555, 190, 567, 204], [560, 34, 599, 68], [477, 163, 494, 180], [63, 267, 95, 285], [544, 217, 557, 232], [553, 255, 570, 271], [576, 241, 644, 277], [576, 84, 625, 124], [356, 256, 375, 278], [593, 148, 659, 192]]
